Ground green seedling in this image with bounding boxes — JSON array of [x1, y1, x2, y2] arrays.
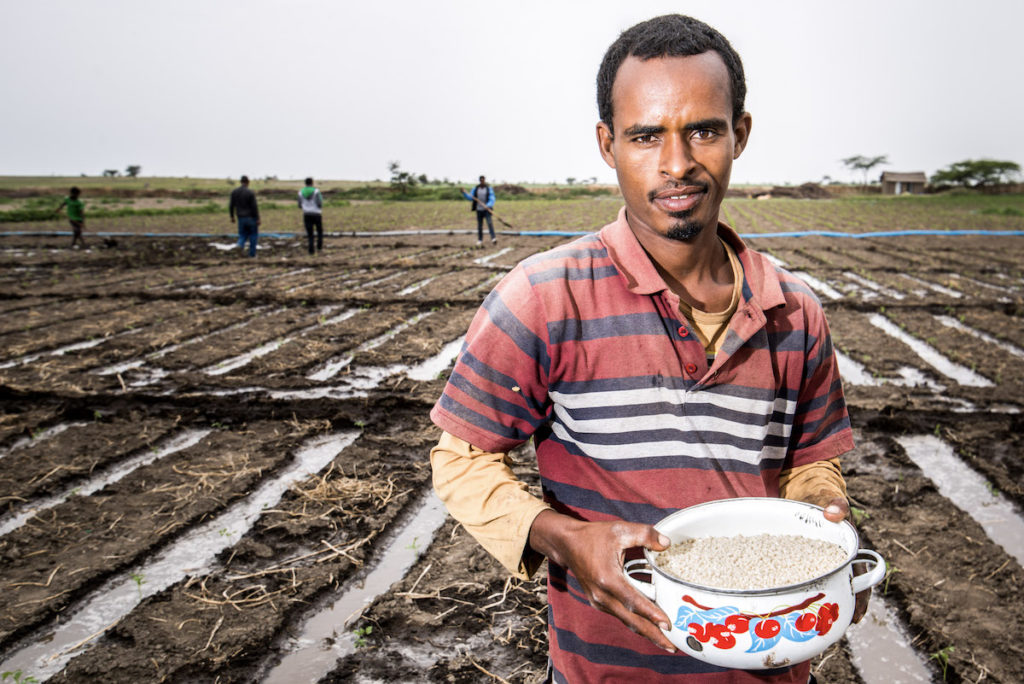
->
[[93, 410, 103, 422], [219, 527, 233, 538], [930, 645, 955, 681], [933, 424, 942, 437], [353, 419, 366, 428], [352, 625, 373, 648], [985, 481, 1000, 497], [1, 670, 39, 684], [849, 506, 869, 525], [130, 572, 146, 599], [882, 562, 902, 594], [406, 537, 419, 552], [210, 421, 224, 429]]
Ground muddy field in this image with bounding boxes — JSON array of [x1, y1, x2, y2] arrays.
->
[[1, 198, 1023, 683]]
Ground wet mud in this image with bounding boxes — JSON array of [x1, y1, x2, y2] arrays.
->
[[0, 222, 1022, 683]]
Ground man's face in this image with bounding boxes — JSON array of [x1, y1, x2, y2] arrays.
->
[[479, 176, 486, 185], [597, 52, 751, 244]]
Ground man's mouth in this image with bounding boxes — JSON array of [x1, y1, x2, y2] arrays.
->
[[650, 185, 707, 213]]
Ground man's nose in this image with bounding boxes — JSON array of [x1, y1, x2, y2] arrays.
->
[[660, 134, 696, 180]]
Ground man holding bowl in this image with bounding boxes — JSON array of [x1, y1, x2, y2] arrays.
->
[[430, 14, 867, 683]]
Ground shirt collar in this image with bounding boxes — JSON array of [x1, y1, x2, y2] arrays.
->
[[599, 206, 786, 311]]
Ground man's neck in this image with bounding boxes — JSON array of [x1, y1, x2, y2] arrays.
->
[[629, 216, 733, 312]]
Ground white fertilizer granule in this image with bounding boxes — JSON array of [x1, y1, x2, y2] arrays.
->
[[654, 534, 848, 590]]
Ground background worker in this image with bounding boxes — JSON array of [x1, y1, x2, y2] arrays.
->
[[430, 14, 865, 683], [461, 175, 496, 246], [54, 186, 86, 249], [229, 175, 260, 257], [297, 177, 324, 255]]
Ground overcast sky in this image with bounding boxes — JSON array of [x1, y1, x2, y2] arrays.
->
[[2, 0, 1021, 186]]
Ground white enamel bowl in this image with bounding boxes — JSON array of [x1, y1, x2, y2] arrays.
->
[[625, 497, 884, 670]]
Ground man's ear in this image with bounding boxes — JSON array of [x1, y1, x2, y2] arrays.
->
[[732, 112, 752, 160], [596, 121, 617, 169]]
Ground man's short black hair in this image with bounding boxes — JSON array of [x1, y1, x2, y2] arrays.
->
[[597, 14, 746, 132], [70, 186, 80, 197], [305, 177, 313, 185], [241, 175, 249, 184]]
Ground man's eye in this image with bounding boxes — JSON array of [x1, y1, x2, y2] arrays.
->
[[693, 129, 718, 140], [632, 135, 657, 144]]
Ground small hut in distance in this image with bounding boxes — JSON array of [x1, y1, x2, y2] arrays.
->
[[881, 171, 927, 195]]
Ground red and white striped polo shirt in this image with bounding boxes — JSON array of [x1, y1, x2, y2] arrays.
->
[[431, 207, 853, 683]]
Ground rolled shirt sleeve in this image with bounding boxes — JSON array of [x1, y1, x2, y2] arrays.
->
[[778, 456, 847, 504], [430, 431, 551, 579]]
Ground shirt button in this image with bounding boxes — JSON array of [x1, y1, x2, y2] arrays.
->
[[678, 326, 689, 337], [685, 363, 698, 375]]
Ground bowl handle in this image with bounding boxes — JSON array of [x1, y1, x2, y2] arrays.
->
[[851, 549, 886, 593], [623, 558, 656, 600]]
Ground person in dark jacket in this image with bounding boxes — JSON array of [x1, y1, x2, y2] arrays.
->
[[229, 175, 261, 257]]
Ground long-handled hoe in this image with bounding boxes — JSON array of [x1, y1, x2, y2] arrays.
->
[[468, 195, 515, 230]]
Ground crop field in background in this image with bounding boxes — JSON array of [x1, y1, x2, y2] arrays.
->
[[0, 190, 1023, 683]]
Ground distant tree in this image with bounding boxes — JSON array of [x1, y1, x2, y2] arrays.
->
[[931, 159, 1021, 188], [417, 173, 429, 185], [565, 177, 576, 186], [102, 169, 120, 177], [388, 161, 418, 195], [125, 165, 141, 177], [841, 154, 889, 186]]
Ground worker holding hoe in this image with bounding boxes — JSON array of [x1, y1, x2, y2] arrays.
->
[[461, 175, 497, 246], [430, 14, 868, 683]]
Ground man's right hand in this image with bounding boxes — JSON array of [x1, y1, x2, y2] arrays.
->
[[528, 509, 677, 652]]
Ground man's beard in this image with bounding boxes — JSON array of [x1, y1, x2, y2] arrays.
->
[[665, 211, 704, 242]]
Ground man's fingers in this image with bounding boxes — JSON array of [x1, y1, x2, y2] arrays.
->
[[588, 569, 675, 652], [600, 592, 676, 652]]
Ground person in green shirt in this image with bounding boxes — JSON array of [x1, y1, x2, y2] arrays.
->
[[54, 186, 87, 248]]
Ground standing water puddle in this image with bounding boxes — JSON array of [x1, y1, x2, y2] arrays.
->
[[846, 593, 931, 683], [214, 334, 466, 401], [406, 336, 465, 382], [0, 429, 210, 537], [0, 431, 360, 680], [397, 276, 438, 295], [897, 434, 1024, 567], [261, 491, 450, 683], [842, 272, 905, 300], [868, 314, 993, 387], [0, 328, 142, 370], [793, 271, 843, 301], [91, 305, 277, 377], [0, 421, 84, 461], [308, 311, 433, 382], [473, 246, 514, 265], [935, 315, 1024, 360], [205, 306, 358, 376], [835, 351, 945, 391], [899, 274, 962, 299]]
